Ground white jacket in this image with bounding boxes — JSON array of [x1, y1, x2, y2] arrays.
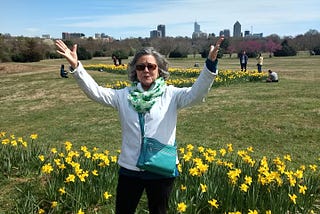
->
[[72, 62, 217, 171]]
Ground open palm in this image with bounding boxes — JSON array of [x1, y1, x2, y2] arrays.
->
[[55, 40, 78, 69]]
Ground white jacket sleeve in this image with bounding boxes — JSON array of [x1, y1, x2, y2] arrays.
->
[[71, 61, 120, 108], [175, 64, 217, 109]]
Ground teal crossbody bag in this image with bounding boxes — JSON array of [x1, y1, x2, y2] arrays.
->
[[136, 113, 177, 177]]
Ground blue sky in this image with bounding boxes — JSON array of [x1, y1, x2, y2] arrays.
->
[[1, 0, 319, 39]]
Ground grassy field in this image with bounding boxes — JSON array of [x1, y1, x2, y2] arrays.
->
[[0, 54, 320, 212], [0, 54, 319, 163]]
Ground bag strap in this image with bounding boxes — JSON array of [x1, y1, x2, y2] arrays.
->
[[138, 112, 145, 137], [138, 112, 176, 147]]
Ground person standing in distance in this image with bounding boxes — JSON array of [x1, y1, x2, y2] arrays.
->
[[256, 53, 263, 72], [239, 50, 248, 71]]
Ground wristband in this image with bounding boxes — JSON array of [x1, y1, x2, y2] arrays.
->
[[205, 58, 218, 73], [69, 62, 79, 73]]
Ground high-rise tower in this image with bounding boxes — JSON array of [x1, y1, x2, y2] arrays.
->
[[157, 25, 166, 37], [233, 21, 241, 37]]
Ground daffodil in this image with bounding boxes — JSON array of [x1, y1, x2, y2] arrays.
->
[[177, 163, 182, 173], [180, 185, 186, 191], [104, 191, 112, 200], [38, 155, 45, 162], [189, 167, 200, 176], [110, 155, 117, 163], [177, 202, 187, 213], [208, 198, 219, 208], [179, 147, 185, 154], [247, 146, 254, 152], [65, 174, 76, 183], [1, 138, 9, 145], [309, 164, 317, 172], [92, 170, 98, 176], [240, 183, 249, 192], [219, 148, 226, 156], [77, 208, 85, 214], [41, 163, 53, 174], [298, 185, 307, 195], [51, 201, 58, 208], [183, 152, 192, 162], [244, 175, 252, 185], [186, 144, 194, 151], [58, 164, 66, 170], [64, 141, 73, 151], [284, 154, 292, 161], [21, 141, 27, 147], [38, 208, 45, 214], [11, 140, 17, 146], [294, 169, 304, 179], [58, 187, 66, 195], [30, 133, 38, 140], [197, 146, 205, 153], [288, 193, 297, 204], [51, 148, 57, 154], [227, 143, 233, 152], [200, 183, 207, 193]]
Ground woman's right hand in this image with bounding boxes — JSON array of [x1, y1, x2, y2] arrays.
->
[[55, 40, 78, 69]]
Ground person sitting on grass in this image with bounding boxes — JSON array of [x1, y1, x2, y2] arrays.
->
[[60, 64, 68, 78], [266, 69, 278, 82]]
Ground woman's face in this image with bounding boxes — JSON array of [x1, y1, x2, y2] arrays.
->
[[135, 54, 159, 90]]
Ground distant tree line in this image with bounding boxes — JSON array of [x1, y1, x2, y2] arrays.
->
[[0, 29, 319, 63]]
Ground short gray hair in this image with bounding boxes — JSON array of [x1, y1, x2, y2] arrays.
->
[[128, 47, 170, 82]]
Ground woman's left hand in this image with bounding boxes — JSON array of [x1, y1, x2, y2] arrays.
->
[[208, 36, 224, 61], [55, 40, 78, 69]]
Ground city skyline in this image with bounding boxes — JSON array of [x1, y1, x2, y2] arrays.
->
[[1, 0, 319, 39]]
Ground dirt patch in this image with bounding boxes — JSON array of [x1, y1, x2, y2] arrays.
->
[[0, 63, 35, 75], [0, 62, 56, 76]]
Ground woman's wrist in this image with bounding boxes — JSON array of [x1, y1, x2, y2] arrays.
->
[[71, 61, 79, 69], [71, 61, 79, 70]]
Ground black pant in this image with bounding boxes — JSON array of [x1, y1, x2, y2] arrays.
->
[[115, 174, 175, 214], [241, 63, 247, 71]]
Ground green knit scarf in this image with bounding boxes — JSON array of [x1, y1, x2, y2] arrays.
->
[[128, 77, 166, 113]]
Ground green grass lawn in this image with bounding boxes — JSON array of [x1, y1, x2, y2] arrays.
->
[[1, 55, 319, 164]]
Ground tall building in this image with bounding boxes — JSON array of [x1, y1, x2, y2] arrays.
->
[[42, 34, 50, 39], [192, 21, 207, 39], [150, 25, 165, 38], [252, 33, 263, 38], [244, 30, 251, 37], [219, 29, 230, 37], [233, 21, 241, 37], [62, 32, 85, 40], [62, 32, 69, 40], [194, 22, 201, 33], [150, 30, 162, 38], [157, 25, 166, 38]]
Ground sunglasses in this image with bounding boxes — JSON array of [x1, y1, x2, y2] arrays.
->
[[135, 63, 157, 71]]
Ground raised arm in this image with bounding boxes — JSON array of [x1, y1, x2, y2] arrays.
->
[[208, 36, 224, 62], [55, 40, 78, 69], [175, 36, 225, 108]]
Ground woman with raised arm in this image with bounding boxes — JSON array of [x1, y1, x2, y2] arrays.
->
[[55, 36, 224, 214]]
